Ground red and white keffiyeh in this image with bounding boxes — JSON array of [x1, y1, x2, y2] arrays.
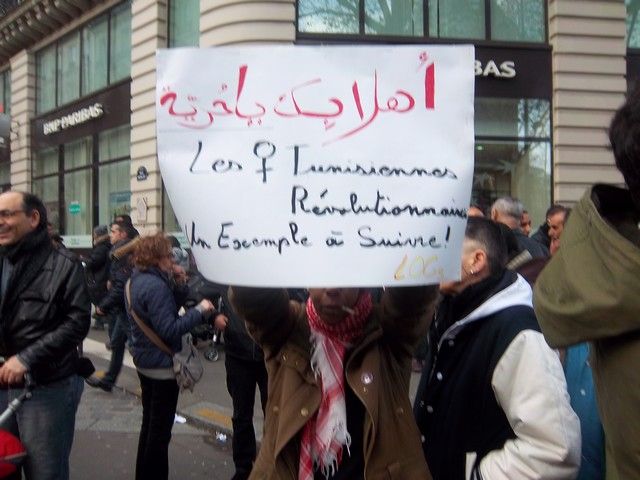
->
[[298, 292, 373, 480]]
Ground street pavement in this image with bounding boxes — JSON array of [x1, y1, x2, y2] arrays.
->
[[72, 381, 234, 479], [78, 325, 424, 478]]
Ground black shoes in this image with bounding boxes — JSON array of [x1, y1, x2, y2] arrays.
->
[[85, 376, 113, 392]]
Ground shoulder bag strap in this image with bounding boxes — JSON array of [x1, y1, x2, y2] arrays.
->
[[125, 279, 174, 356]]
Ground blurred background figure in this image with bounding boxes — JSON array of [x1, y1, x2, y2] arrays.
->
[[81, 225, 111, 330], [520, 210, 532, 236]]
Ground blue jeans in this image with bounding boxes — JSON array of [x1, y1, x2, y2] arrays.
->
[[102, 310, 129, 386], [0, 375, 84, 480]]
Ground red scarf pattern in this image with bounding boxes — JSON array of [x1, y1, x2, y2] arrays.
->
[[298, 291, 373, 480]]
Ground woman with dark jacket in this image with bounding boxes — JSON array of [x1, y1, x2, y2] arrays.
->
[[127, 234, 216, 480]]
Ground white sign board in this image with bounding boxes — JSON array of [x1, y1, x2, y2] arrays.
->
[[156, 45, 475, 287]]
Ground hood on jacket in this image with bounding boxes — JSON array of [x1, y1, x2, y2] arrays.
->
[[441, 273, 532, 344], [112, 236, 139, 261], [93, 234, 110, 246], [534, 184, 640, 347]]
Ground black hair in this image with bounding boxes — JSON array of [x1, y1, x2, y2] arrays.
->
[[465, 217, 508, 275], [21, 192, 48, 231], [111, 220, 134, 239], [609, 83, 640, 209], [114, 214, 133, 225], [545, 204, 569, 220]]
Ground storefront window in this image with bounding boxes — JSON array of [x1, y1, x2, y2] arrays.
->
[[110, 3, 132, 82], [627, 0, 640, 48], [473, 97, 551, 226], [163, 184, 181, 233], [82, 16, 109, 94], [36, 1, 131, 114], [64, 137, 92, 170], [491, 0, 544, 42], [64, 168, 92, 236], [32, 125, 131, 246], [0, 70, 10, 115], [32, 176, 60, 231], [33, 146, 59, 177], [429, 0, 485, 39], [57, 33, 81, 107], [298, 0, 546, 42], [98, 125, 131, 226], [169, 0, 200, 47], [365, 0, 423, 36], [37, 45, 56, 113]]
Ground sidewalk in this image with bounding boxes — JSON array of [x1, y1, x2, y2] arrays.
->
[[83, 329, 424, 442]]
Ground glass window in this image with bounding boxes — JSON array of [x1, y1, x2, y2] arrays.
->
[[99, 161, 130, 226], [298, 0, 358, 34], [298, 0, 547, 42], [33, 176, 60, 231], [99, 125, 131, 226], [473, 97, 551, 227], [37, 45, 56, 113], [428, 0, 485, 39], [32, 122, 131, 241], [99, 125, 130, 161], [475, 98, 550, 138], [0, 161, 9, 191], [365, 0, 423, 36], [169, 0, 200, 47], [64, 137, 92, 170], [64, 169, 92, 236], [33, 146, 59, 177], [57, 33, 81, 106], [82, 15, 109, 94], [628, 0, 640, 48], [491, 0, 544, 42], [163, 185, 181, 233], [0, 71, 10, 115], [110, 3, 132, 82]]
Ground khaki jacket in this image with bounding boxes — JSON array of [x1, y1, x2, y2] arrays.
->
[[230, 287, 434, 480], [533, 185, 640, 480]]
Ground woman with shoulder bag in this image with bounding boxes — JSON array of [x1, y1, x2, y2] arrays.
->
[[127, 233, 221, 480]]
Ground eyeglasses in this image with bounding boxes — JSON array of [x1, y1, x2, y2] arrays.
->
[[0, 209, 25, 220]]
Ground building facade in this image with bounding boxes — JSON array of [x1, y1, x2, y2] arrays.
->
[[0, 0, 632, 247]]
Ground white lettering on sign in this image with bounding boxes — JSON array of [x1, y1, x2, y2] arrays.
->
[[474, 60, 516, 79], [43, 103, 104, 135]]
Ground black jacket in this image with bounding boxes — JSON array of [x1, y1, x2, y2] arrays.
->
[[186, 275, 263, 362], [0, 229, 90, 385], [414, 271, 579, 479], [83, 235, 111, 305], [99, 238, 135, 314], [513, 229, 549, 258]]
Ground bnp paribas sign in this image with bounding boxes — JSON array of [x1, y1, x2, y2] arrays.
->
[[42, 103, 104, 135]]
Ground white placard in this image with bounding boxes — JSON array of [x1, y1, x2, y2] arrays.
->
[[156, 45, 475, 287]]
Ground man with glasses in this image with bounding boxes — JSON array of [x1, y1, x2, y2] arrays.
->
[[0, 191, 90, 480]]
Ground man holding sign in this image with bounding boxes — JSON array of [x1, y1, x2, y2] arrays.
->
[[230, 285, 438, 479]]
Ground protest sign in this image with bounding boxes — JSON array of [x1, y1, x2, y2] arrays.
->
[[156, 45, 475, 287]]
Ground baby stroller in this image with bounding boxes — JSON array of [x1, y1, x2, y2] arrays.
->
[[0, 373, 33, 478]]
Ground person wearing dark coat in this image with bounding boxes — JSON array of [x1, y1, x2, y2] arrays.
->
[[127, 233, 216, 480], [81, 225, 111, 329], [0, 191, 90, 480], [86, 221, 137, 392], [217, 284, 269, 480], [490, 197, 549, 258]]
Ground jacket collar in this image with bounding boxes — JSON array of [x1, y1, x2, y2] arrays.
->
[[439, 273, 532, 346]]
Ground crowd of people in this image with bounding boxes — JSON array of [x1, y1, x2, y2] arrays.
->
[[1, 75, 639, 480]]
